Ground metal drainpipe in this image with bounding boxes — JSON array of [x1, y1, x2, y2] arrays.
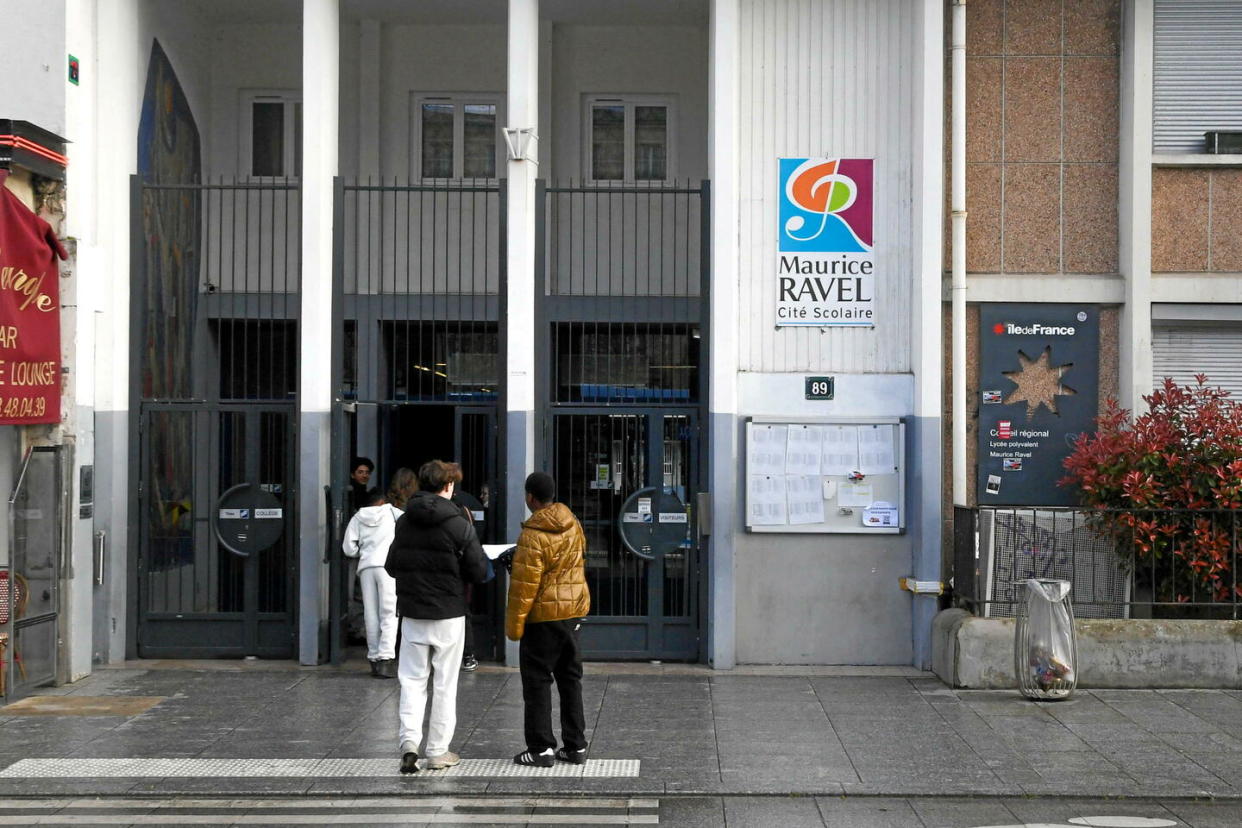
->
[[951, 0, 968, 506]]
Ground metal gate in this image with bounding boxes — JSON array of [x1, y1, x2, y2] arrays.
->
[[131, 177, 300, 658], [329, 178, 505, 663], [538, 180, 709, 660], [549, 410, 700, 659]]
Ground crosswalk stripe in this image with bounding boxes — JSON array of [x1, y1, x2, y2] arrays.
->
[[0, 816, 659, 825], [0, 797, 659, 825], [0, 757, 641, 778], [1, 798, 661, 809]]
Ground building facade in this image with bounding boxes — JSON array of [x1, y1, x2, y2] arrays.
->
[[0, 0, 1238, 693]]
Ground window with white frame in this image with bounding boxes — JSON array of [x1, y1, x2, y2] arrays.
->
[[586, 96, 674, 182], [243, 91, 302, 178], [412, 94, 503, 179]]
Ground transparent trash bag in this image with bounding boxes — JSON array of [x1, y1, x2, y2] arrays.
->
[[1013, 578, 1077, 700]]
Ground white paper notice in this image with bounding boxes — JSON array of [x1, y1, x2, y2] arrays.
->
[[785, 425, 823, 476], [858, 425, 896, 475], [748, 424, 788, 476], [786, 475, 825, 525], [482, 544, 516, 560], [822, 479, 838, 501], [862, 501, 900, 528], [747, 475, 788, 526], [839, 483, 874, 508], [821, 426, 860, 476]]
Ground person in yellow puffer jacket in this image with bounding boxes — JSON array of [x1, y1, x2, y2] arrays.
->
[[506, 472, 591, 768]]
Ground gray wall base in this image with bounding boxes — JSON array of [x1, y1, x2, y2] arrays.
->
[[933, 608, 1242, 689]]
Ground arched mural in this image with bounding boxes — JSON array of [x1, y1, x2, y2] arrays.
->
[[137, 38, 201, 400]]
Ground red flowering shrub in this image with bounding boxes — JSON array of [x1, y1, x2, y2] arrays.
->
[[1060, 376, 1242, 604]]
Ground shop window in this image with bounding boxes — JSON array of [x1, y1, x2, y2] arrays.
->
[[243, 92, 301, 178], [412, 95, 503, 179], [586, 96, 673, 182]]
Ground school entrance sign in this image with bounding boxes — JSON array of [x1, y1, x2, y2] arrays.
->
[[776, 157, 875, 327]]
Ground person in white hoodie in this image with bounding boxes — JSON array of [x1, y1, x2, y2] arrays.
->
[[343, 468, 416, 678]]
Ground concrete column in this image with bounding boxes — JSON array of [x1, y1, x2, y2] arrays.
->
[[298, 0, 339, 665], [1120, 0, 1154, 416], [910, 0, 946, 671], [95, 0, 142, 663], [503, 0, 539, 667], [708, 0, 739, 670]]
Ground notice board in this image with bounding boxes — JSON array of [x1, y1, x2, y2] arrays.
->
[[744, 417, 905, 534]]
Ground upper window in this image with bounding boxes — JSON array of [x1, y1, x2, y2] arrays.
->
[[243, 91, 301, 178], [586, 96, 674, 182], [1153, 0, 1242, 154], [412, 94, 503, 179]]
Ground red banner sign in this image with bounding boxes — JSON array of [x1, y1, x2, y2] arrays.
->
[[0, 170, 66, 424]]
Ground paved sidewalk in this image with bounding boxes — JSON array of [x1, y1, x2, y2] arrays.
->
[[2, 661, 1242, 799]]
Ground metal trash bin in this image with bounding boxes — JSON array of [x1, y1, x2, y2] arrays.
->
[[1014, 578, 1077, 700]]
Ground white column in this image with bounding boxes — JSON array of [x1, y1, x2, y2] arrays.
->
[[94, 0, 142, 662], [503, 0, 539, 667], [1120, 0, 1154, 415], [911, 0, 946, 670], [708, 0, 740, 670], [298, 0, 339, 665]]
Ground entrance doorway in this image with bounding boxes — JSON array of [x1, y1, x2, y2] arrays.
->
[[549, 410, 701, 660], [375, 404, 501, 661]]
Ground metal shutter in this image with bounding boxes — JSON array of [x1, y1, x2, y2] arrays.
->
[[1152, 323, 1242, 398], [1153, 0, 1242, 154]]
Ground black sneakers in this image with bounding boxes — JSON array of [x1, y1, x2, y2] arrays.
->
[[461, 654, 479, 672], [555, 747, 588, 765], [513, 748, 555, 767], [399, 751, 419, 774]]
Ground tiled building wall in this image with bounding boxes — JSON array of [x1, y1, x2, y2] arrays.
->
[[1151, 169, 1242, 273], [963, 0, 1120, 275]]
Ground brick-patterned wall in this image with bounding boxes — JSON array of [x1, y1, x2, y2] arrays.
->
[[962, 0, 1120, 275], [1152, 169, 1242, 273]]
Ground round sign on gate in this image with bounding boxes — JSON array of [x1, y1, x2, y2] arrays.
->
[[616, 486, 690, 561], [213, 482, 285, 557]]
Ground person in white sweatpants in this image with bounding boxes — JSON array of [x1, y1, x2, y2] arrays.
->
[[341, 479, 409, 678], [397, 615, 464, 759], [384, 460, 488, 773]]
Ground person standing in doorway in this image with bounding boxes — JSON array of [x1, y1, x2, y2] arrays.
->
[[344, 457, 376, 643], [340, 470, 411, 678], [385, 460, 488, 774], [348, 456, 374, 516], [507, 472, 591, 767]]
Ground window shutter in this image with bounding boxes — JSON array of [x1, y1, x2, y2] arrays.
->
[[1153, 0, 1242, 154], [1153, 324, 1242, 398]]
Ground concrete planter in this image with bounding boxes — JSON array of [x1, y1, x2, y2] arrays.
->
[[932, 608, 1242, 689]]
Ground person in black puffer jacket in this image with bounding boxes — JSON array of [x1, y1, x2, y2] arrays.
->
[[384, 459, 488, 775]]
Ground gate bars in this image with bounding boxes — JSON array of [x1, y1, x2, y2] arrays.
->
[[129, 176, 301, 659], [328, 177, 506, 663]]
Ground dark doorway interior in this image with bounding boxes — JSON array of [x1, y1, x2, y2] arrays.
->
[[376, 404, 501, 663]]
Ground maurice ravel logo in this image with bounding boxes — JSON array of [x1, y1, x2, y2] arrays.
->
[[776, 158, 875, 327]]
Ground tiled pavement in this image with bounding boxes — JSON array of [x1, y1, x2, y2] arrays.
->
[[6, 794, 1242, 826], [3, 662, 1242, 801]]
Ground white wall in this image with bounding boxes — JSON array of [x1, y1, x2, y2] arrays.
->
[[380, 24, 507, 181], [730, 0, 923, 664], [0, 2, 67, 136], [736, 0, 916, 374], [549, 25, 708, 182]]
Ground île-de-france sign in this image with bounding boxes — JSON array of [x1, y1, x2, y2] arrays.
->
[[776, 158, 874, 327]]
